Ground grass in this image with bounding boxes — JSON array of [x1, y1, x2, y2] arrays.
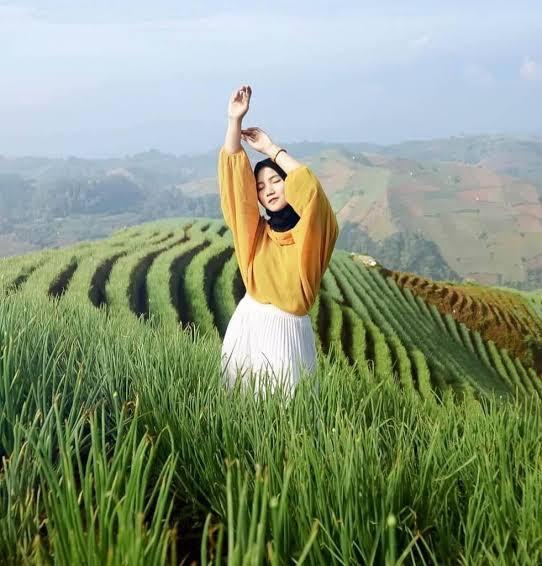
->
[[1, 289, 542, 564]]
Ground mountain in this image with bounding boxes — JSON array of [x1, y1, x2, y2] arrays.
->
[[0, 135, 541, 289], [306, 146, 542, 288], [358, 134, 542, 198]]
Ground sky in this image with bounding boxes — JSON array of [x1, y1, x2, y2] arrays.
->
[[1, 0, 541, 158]]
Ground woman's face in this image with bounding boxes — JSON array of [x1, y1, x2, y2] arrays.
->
[[256, 166, 287, 211]]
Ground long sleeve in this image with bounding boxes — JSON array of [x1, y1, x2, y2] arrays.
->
[[218, 145, 261, 286], [285, 165, 339, 306]]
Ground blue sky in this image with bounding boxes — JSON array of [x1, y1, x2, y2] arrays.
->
[[1, 0, 541, 157]]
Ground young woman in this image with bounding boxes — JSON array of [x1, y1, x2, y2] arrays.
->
[[218, 84, 338, 397]]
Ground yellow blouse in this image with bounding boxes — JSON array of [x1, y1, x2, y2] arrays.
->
[[218, 145, 339, 316]]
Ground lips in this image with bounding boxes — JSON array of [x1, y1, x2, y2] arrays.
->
[[269, 197, 278, 203]]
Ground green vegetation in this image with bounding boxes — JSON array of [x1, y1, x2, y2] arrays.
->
[[336, 223, 461, 283], [2, 134, 541, 291], [386, 270, 542, 378], [1, 217, 541, 563]]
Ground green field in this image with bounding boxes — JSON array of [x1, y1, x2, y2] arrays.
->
[[1, 217, 541, 564]]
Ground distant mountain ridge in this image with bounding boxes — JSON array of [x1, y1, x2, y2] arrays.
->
[[0, 135, 541, 290]]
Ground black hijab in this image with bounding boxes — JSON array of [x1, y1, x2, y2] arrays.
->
[[254, 158, 300, 232]]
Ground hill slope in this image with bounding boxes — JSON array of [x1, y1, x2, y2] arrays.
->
[[2, 216, 540, 402], [307, 146, 542, 287], [1, 135, 541, 289]]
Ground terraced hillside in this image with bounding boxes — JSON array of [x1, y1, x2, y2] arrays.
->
[[1, 216, 541, 404], [379, 266, 542, 376]]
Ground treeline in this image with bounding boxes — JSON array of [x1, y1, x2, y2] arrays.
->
[[0, 172, 221, 226], [0, 148, 221, 224], [336, 221, 462, 283], [502, 269, 542, 292]]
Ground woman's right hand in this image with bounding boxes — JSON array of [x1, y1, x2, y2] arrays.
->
[[240, 127, 273, 155], [228, 85, 252, 120]]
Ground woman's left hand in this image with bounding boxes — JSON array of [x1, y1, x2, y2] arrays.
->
[[241, 127, 273, 154]]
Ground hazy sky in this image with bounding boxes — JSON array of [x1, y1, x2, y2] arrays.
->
[[1, 0, 541, 158]]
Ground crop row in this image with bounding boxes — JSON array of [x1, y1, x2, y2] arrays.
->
[[1, 217, 539, 402]]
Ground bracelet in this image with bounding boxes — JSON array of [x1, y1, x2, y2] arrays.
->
[[272, 147, 287, 163]]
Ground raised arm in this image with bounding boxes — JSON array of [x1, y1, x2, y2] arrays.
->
[[239, 125, 339, 306], [218, 86, 261, 287], [284, 165, 339, 307], [240, 126, 303, 173]]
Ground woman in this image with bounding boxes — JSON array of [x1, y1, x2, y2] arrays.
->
[[218, 84, 338, 397]]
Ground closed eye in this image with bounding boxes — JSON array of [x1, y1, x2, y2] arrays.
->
[[257, 175, 280, 190]]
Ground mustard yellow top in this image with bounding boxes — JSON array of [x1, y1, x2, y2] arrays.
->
[[218, 145, 339, 316]]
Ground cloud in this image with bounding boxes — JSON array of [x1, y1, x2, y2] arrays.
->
[[410, 34, 430, 48], [2, 1, 542, 156], [0, 2, 42, 23], [464, 63, 496, 86], [520, 56, 542, 81]]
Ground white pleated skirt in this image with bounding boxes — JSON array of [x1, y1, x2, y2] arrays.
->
[[220, 291, 317, 397]]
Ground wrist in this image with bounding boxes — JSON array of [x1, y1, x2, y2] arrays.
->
[[265, 143, 280, 158], [227, 115, 243, 124]]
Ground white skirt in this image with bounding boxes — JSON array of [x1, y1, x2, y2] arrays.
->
[[220, 291, 317, 397]]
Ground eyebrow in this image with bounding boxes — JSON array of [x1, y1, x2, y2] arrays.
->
[[257, 174, 280, 186]]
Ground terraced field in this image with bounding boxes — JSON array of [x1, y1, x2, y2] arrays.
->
[[380, 268, 542, 377], [3, 215, 542, 563], [2, 216, 541, 404]]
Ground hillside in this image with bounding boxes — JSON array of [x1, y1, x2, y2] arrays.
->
[[2, 216, 542, 562], [2, 217, 541, 400], [367, 134, 542, 195], [1, 135, 541, 289], [317, 147, 542, 287]]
